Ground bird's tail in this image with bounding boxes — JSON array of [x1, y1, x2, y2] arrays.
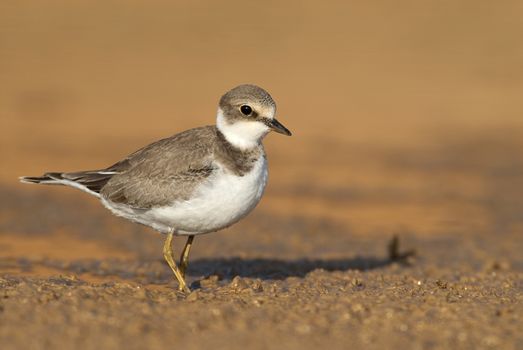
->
[[19, 170, 116, 198]]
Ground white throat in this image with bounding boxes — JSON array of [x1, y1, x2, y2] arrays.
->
[[216, 108, 270, 150]]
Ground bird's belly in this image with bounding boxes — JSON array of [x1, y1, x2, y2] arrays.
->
[[146, 158, 268, 235]]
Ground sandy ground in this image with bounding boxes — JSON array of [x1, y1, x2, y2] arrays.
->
[[1, 1, 523, 349], [1, 186, 522, 350]]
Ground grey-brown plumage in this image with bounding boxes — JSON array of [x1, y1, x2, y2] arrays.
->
[[19, 84, 291, 293], [100, 126, 263, 208]]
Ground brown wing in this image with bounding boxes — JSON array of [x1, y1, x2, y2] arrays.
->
[[99, 126, 218, 209]]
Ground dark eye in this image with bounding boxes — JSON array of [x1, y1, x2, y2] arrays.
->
[[240, 105, 252, 116]]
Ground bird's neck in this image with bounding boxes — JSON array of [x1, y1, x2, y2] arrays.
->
[[215, 128, 264, 176]]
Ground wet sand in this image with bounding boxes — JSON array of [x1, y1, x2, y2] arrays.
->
[[1, 1, 523, 349]]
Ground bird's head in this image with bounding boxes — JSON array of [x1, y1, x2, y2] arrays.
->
[[217, 84, 291, 150]]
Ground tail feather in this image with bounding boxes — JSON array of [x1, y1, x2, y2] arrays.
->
[[19, 170, 117, 198], [20, 172, 69, 184], [19, 176, 45, 184]]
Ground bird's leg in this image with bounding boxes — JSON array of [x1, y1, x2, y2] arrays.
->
[[179, 235, 195, 279], [163, 230, 190, 293]]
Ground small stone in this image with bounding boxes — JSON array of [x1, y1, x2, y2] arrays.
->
[[351, 278, 363, 287], [230, 276, 249, 291], [251, 279, 263, 292], [186, 291, 199, 302], [435, 280, 448, 289], [200, 275, 220, 288]]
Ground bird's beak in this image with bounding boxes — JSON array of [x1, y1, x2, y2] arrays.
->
[[269, 118, 292, 136]]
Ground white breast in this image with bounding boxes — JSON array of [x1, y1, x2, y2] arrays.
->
[[103, 156, 269, 235]]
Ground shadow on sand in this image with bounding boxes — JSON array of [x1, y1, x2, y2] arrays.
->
[[188, 236, 415, 280]]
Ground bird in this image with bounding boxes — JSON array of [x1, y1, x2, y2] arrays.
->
[[20, 84, 292, 293]]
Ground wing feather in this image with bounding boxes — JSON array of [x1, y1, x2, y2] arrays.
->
[[99, 126, 218, 209]]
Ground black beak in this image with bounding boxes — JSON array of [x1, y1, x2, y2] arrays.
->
[[268, 118, 292, 136]]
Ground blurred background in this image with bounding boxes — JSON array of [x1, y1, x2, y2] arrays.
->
[[1, 0, 523, 260], [1, 2, 523, 349]]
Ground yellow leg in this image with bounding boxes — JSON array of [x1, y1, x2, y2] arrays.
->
[[179, 235, 195, 279], [163, 230, 190, 293]]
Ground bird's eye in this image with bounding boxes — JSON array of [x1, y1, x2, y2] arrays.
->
[[240, 105, 253, 116]]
